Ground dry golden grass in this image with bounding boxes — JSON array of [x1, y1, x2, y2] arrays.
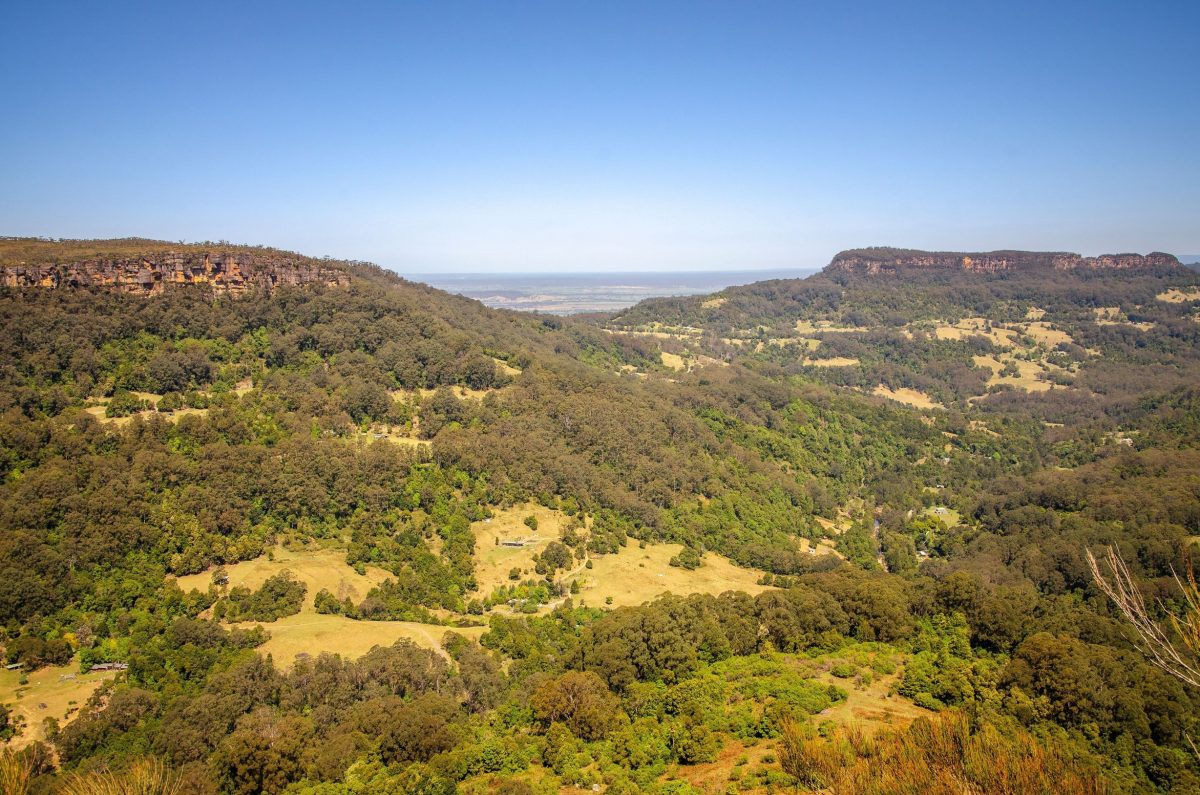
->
[[780, 711, 1109, 794], [923, 506, 961, 527], [0, 748, 31, 795], [807, 357, 859, 367], [174, 546, 477, 665], [0, 658, 117, 749], [1024, 306, 1046, 320], [82, 391, 216, 426], [175, 545, 393, 610], [660, 351, 687, 371], [795, 320, 865, 334], [872, 386, 943, 410], [930, 317, 1017, 348], [83, 404, 209, 426], [1093, 306, 1156, 330], [60, 757, 181, 795], [491, 357, 522, 377], [1024, 321, 1073, 347], [667, 738, 779, 793], [607, 322, 704, 341], [972, 355, 1055, 392], [239, 613, 483, 666], [356, 426, 431, 450], [765, 337, 820, 350], [472, 504, 573, 595], [810, 669, 933, 735], [414, 385, 502, 401], [572, 542, 770, 610], [1157, 288, 1200, 303], [701, 296, 727, 308]]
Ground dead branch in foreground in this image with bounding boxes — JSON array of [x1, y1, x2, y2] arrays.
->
[[1087, 545, 1200, 690]]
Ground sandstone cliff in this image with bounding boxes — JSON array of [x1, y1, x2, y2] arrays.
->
[[826, 247, 1182, 276], [0, 241, 350, 296]]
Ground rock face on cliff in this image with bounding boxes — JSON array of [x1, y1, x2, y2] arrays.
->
[[826, 247, 1182, 276], [0, 248, 350, 296]]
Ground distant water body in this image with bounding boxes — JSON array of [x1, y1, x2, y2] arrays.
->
[[409, 268, 817, 314]]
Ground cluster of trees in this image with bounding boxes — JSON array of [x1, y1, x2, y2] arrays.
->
[[214, 572, 307, 622]]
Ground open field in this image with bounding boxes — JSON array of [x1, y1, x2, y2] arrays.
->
[[872, 385, 942, 410], [1093, 307, 1156, 330], [806, 356, 859, 367], [0, 658, 116, 749], [923, 505, 961, 527], [572, 542, 771, 610], [83, 391, 211, 426], [357, 426, 431, 450], [472, 504, 574, 595], [238, 613, 484, 666], [1024, 321, 1074, 347], [1157, 288, 1200, 303], [795, 319, 865, 334], [607, 323, 704, 341], [664, 738, 781, 794], [972, 354, 1056, 392], [415, 385, 504, 402], [175, 545, 393, 609], [809, 668, 931, 734], [928, 317, 1017, 348], [491, 357, 522, 377], [661, 351, 687, 371], [174, 546, 481, 664], [665, 651, 931, 793]]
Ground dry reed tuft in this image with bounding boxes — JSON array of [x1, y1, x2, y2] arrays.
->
[[779, 711, 1109, 794], [59, 757, 181, 795]]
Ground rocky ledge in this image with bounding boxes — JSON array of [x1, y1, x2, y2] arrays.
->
[[827, 248, 1181, 276], [0, 251, 349, 296]]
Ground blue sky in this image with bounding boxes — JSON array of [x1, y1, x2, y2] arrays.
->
[[1, 1, 1197, 272]]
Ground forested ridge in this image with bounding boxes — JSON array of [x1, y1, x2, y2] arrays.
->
[[2, 240, 1200, 793]]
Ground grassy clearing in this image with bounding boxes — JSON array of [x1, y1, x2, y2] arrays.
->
[[83, 391, 210, 426], [972, 355, 1056, 392], [175, 545, 393, 610], [666, 738, 780, 793], [472, 504, 574, 595], [0, 658, 116, 749], [415, 385, 503, 401], [357, 426, 431, 450], [1025, 306, 1047, 320], [1093, 307, 1156, 330], [807, 357, 859, 367], [923, 506, 961, 527], [872, 386, 943, 410], [572, 543, 771, 610], [240, 613, 484, 666], [660, 351, 687, 371], [808, 667, 932, 734], [1023, 321, 1074, 347], [173, 545, 477, 664], [607, 322, 704, 341], [667, 650, 931, 793], [491, 357, 522, 377], [929, 317, 1016, 348], [794, 320, 865, 334], [701, 296, 727, 309], [1157, 288, 1200, 303]]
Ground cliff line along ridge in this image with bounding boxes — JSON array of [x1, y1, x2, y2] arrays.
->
[[826, 248, 1181, 276], [0, 249, 349, 295]]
